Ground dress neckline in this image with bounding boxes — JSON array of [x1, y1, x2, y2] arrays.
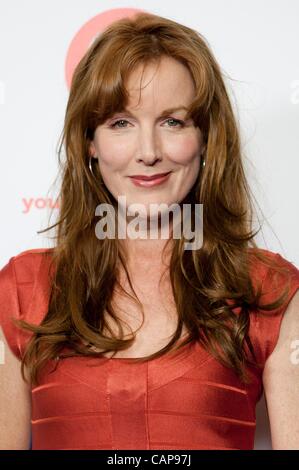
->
[[45, 334, 214, 393], [100, 334, 194, 363]]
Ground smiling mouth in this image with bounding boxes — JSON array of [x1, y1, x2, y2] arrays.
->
[[128, 171, 172, 181], [128, 171, 172, 187]]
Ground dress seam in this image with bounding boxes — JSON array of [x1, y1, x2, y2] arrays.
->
[[145, 361, 150, 449], [106, 361, 115, 450]]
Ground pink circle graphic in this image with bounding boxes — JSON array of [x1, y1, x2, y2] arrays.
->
[[65, 7, 146, 89]]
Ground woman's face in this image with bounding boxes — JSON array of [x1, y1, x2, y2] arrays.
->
[[89, 56, 205, 218]]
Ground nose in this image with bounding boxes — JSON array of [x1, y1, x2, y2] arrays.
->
[[136, 154, 162, 166], [135, 126, 162, 166]]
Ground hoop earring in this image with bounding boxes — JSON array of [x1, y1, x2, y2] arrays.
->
[[88, 155, 94, 175], [88, 155, 105, 185]]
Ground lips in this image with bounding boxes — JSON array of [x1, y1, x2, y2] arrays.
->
[[129, 171, 171, 181], [129, 171, 172, 188]]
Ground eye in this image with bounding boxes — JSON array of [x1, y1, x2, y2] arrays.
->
[[165, 118, 185, 128], [110, 119, 130, 129], [109, 117, 185, 129]]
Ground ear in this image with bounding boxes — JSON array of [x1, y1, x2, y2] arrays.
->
[[88, 142, 97, 158]]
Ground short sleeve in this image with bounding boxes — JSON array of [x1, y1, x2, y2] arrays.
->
[[0, 249, 53, 362], [0, 257, 23, 360], [250, 251, 299, 367]]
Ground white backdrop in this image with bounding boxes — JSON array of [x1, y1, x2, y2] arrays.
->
[[1, 0, 298, 450]]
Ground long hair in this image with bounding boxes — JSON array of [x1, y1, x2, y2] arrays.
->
[[14, 12, 291, 386]]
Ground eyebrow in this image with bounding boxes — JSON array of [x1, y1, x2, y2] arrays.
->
[[114, 106, 189, 118]]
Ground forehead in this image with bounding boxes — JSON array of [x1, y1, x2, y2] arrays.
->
[[124, 56, 196, 112]]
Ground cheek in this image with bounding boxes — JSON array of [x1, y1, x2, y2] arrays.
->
[[166, 134, 201, 164], [94, 135, 131, 170]]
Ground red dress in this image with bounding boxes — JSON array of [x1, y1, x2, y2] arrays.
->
[[0, 247, 299, 450]]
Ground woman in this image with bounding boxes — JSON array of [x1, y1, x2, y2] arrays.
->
[[0, 12, 299, 450]]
